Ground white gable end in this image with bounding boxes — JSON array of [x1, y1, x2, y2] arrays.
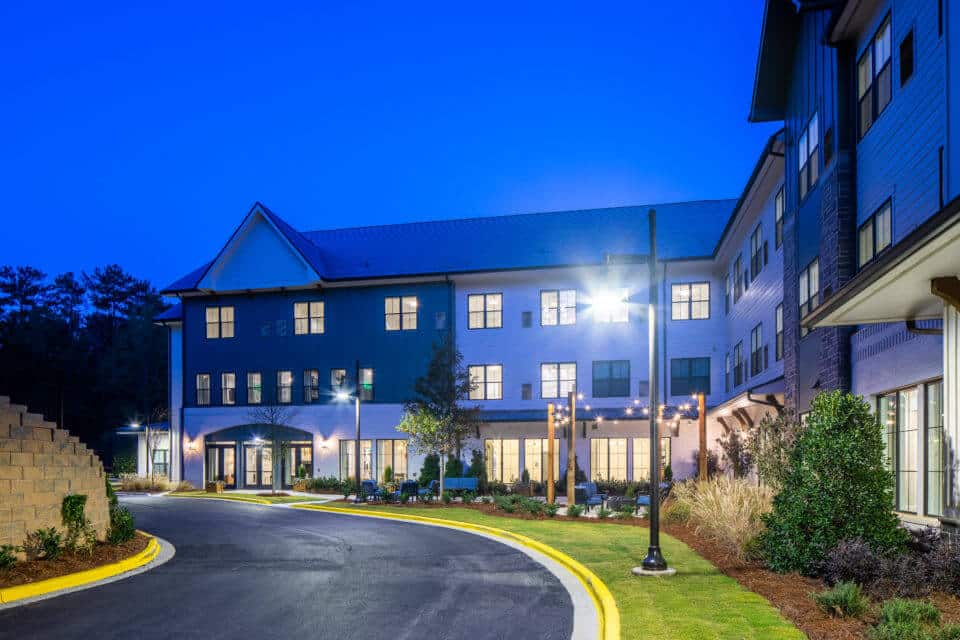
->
[[198, 211, 320, 292]]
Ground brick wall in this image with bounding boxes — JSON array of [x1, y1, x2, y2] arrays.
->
[[0, 396, 110, 548]]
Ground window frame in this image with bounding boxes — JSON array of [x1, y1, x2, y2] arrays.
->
[[589, 437, 627, 482], [467, 293, 503, 330], [798, 112, 820, 200], [669, 357, 711, 397], [330, 368, 347, 393], [221, 372, 236, 406], [858, 200, 893, 269], [733, 255, 744, 303], [468, 364, 503, 401], [385, 296, 418, 331], [247, 372, 262, 405], [774, 187, 785, 249], [205, 306, 235, 340], [359, 367, 374, 401], [733, 342, 744, 388], [303, 368, 320, 403], [540, 362, 577, 399], [540, 289, 577, 326], [591, 360, 630, 398], [775, 304, 784, 361], [294, 301, 325, 335], [858, 14, 893, 140], [798, 258, 820, 338], [276, 370, 293, 404], [196, 373, 211, 406], [750, 323, 764, 377], [671, 282, 710, 321]]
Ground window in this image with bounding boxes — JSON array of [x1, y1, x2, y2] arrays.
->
[[671, 283, 709, 320], [858, 16, 892, 138], [152, 445, 170, 477], [247, 372, 262, 404], [733, 342, 744, 387], [434, 311, 447, 330], [750, 324, 765, 377], [541, 362, 576, 399], [294, 301, 325, 335], [858, 201, 892, 268], [927, 382, 944, 516], [485, 438, 520, 483], [359, 368, 374, 401], [798, 258, 820, 337], [774, 187, 784, 248], [467, 293, 503, 329], [330, 368, 347, 392], [521, 311, 532, 328], [733, 255, 744, 303], [724, 273, 732, 315], [196, 374, 211, 406], [890, 388, 919, 513], [592, 360, 630, 398], [377, 439, 408, 482], [670, 358, 710, 396], [633, 437, 672, 482], [524, 438, 560, 484], [468, 365, 503, 400], [385, 296, 417, 331], [339, 439, 372, 481], [541, 290, 576, 326], [221, 372, 236, 405], [276, 370, 293, 404], [303, 369, 319, 403], [590, 438, 627, 481], [823, 126, 834, 167], [775, 304, 784, 361], [750, 225, 765, 280], [724, 353, 731, 393], [593, 288, 629, 323], [205, 306, 234, 339], [521, 383, 532, 400], [798, 112, 819, 199]]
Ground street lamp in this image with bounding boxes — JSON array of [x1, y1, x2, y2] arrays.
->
[[334, 361, 364, 503]]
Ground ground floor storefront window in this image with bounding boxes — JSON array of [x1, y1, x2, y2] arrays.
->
[[590, 438, 627, 481], [376, 439, 408, 482], [485, 438, 520, 483], [245, 442, 273, 488], [632, 437, 671, 482], [524, 438, 560, 483], [206, 443, 236, 487], [284, 442, 312, 485], [340, 439, 373, 481], [928, 381, 944, 517]]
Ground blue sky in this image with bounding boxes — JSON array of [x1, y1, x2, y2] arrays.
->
[[0, 1, 778, 289]]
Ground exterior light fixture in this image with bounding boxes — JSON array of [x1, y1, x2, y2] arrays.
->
[[625, 407, 634, 416], [335, 391, 350, 401]]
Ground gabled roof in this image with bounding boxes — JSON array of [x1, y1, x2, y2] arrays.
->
[[162, 199, 737, 293], [749, 0, 799, 123], [154, 303, 183, 323]]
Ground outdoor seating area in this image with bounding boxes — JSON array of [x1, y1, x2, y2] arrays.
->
[[356, 477, 480, 503]]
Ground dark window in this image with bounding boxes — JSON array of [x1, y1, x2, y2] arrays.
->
[[798, 113, 819, 200], [774, 187, 784, 249], [435, 311, 447, 330], [858, 201, 892, 268], [670, 358, 710, 396], [900, 30, 914, 87], [750, 324, 764, 377], [521, 311, 532, 328], [724, 273, 732, 315], [775, 304, 784, 361], [303, 369, 319, 403], [750, 225, 764, 280], [823, 127, 834, 167], [858, 16, 892, 139], [521, 383, 532, 401], [733, 255, 744, 303], [799, 259, 820, 338], [196, 373, 211, 406], [724, 353, 731, 393], [733, 342, 744, 388], [592, 360, 630, 398]]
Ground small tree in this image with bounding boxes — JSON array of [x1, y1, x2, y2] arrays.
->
[[690, 448, 721, 479], [466, 448, 487, 493], [419, 453, 440, 486], [746, 409, 805, 491], [716, 423, 753, 478], [760, 391, 908, 574], [247, 404, 298, 493]]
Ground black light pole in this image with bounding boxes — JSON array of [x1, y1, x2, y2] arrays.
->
[[353, 360, 362, 504], [641, 208, 670, 573]]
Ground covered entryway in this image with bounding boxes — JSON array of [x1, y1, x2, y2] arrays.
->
[[204, 425, 314, 490]]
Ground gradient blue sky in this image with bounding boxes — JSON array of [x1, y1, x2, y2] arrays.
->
[[0, 1, 778, 289]]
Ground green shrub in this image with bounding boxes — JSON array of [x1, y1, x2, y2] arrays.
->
[[618, 505, 635, 519], [340, 479, 357, 499], [445, 455, 464, 479], [761, 391, 908, 574], [494, 496, 514, 513], [567, 504, 584, 518], [107, 506, 136, 544], [461, 491, 476, 504], [305, 475, 342, 492], [544, 503, 560, 518], [105, 477, 118, 509], [23, 527, 62, 560], [441, 491, 453, 504], [383, 465, 393, 483], [522, 498, 544, 516], [0, 544, 18, 569], [812, 582, 870, 618], [61, 494, 96, 555], [867, 621, 929, 640], [596, 507, 612, 520], [400, 492, 411, 504], [938, 625, 960, 640], [672, 477, 773, 561], [878, 599, 940, 626], [112, 453, 136, 475], [867, 599, 944, 640], [661, 499, 690, 525], [480, 496, 492, 504], [420, 453, 440, 486]]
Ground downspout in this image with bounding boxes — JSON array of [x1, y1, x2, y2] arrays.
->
[[906, 319, 942, 336], [661, 262, 669, 409]]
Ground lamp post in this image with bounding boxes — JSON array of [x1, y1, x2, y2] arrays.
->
[[636, 208, 675, 577], [335, 361, 363, 503]]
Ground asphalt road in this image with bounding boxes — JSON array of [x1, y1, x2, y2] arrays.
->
[[0, 496, 573, 640]]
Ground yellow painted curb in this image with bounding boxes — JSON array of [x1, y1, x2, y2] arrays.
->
[[0, 532, 160, 605], [166, 493, 272, 505], [293, 504, 620, 640]]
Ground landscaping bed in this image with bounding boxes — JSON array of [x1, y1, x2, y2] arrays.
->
[[0, 532, 150, 590]]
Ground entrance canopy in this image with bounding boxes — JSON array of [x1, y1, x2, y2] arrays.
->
[[804, 196, 960, 328]]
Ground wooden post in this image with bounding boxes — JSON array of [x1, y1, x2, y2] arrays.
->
[[697, 392, 707, 481], [547, 403, 555, 504], [567, 391, 577, 506]]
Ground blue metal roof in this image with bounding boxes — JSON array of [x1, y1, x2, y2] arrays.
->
[[162, 199, 736, 293], [154, 303, 183, 322]]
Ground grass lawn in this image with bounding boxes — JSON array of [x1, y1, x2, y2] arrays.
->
[[343, 505, 804, 640], [168, 491, 322, 504]]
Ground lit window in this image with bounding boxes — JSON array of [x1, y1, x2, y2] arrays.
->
[[376, 439, 408, 482], [774, 187, 785, 249], [633, 437, 672, 482], [524, 438, 560, 483], [541, 362, 576, 399], [221, 372, 236, 405], [196, 374, 211, 406], [247, 372, 262, 404], [467, 293, 503, 329], [485, 438, 520, 483], [540, 289, 576, 325], [340, 439, 373, 481], [303, 369, 319, 403], [671, 283, 709, 320], [468, 364, 503, 400], [858, 201, 892, 268], [590, 438, 627, 481], [294, 301, 325, 335], [799, 113, 819, 199], [775, 304, 784, 361], [359, 368, 374, 401], [733, 342, 744, 387], [593, 288, 629, 323], [385, 296, 417, 331], [277, 370, 293, 404], [798, 258, 820, 337], [750, 224, 765, 280], [330, 368, 347, 392], [858, 16, 892, 138], [205, 306, 234, 339], [750, 323, 765, 377]]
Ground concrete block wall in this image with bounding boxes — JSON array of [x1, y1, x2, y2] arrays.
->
[[0, 396, 110, 548]]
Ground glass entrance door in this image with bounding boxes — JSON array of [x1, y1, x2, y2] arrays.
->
[[206, 444, 236, 488], [244, 443, 273, 489], [284, 442, 312, 487]]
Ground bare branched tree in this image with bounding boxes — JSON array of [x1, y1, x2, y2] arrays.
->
[[247, 404, 298, 493]]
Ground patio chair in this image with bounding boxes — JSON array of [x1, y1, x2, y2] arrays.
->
[[636, 482, 672, 510], [574, 482, 606, 510], [360, 479, 379, 502], [418, 480, 439, 502]]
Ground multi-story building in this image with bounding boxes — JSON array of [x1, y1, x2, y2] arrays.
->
[[143, 0, 960, 531]]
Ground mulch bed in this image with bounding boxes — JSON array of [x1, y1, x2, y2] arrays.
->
[[0, 533, 150, 590]]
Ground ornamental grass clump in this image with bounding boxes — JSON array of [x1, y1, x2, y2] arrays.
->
[[761, 391, 908, 574], [671, 477, 773, 561], [811, 581, 870, 618]]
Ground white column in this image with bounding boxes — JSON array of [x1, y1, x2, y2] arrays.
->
[[945, 304, 960, 520], [917, 383, 927, 517]]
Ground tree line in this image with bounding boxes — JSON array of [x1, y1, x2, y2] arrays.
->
[[0, 264, 168, 455]]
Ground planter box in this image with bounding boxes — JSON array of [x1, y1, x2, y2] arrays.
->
[[205, 481, 225, 494]]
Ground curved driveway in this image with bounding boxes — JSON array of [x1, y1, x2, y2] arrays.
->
[[0, 496, 573, 639]]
